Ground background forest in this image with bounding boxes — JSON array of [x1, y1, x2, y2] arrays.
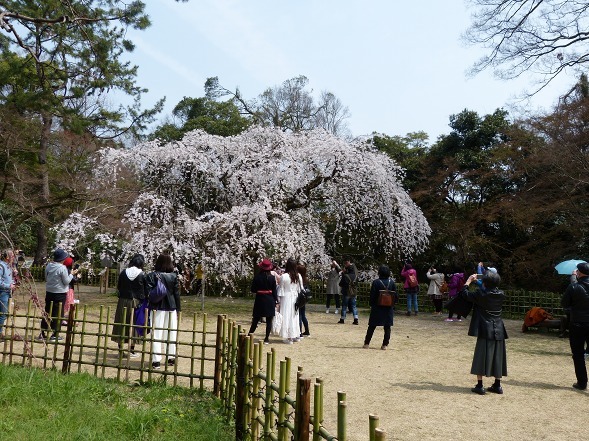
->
[[1, 1, 588, 292]]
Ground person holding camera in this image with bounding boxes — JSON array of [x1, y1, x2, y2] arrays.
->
[[460, 270, 507, 395], [426, 266, 445, 315]]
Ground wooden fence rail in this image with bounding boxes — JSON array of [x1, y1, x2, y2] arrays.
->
[[0, 302, 387, 440]]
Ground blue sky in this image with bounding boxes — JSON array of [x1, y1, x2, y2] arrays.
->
[[127, 0, 574, 142]]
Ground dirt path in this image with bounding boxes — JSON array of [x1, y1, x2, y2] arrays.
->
[[7, 286, 587, 441]]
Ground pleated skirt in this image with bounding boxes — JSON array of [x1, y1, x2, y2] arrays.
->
[[470, 337, 507, 378]]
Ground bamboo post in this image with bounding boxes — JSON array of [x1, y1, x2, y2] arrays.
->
[[213, 314, 224, 397], [375, 428, 386, 440], [337, 391, 347, 441], [235, 332, 247, 441], [199, 312, 208, 391], [61, 303, 76, 374], [250, 340, 261, 441], [369, 414, 379, 441], [278, 360, 288, 441], [263, 350, 275, 439], [295, 376, 311, 441], [313, 379, 323, 441]]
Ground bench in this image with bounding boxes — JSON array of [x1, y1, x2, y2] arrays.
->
[[522, 317, 565, 335]]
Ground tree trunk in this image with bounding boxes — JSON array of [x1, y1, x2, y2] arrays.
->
[[33, 114, 52, 265]]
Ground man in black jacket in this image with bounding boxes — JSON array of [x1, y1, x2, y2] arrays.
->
[[561, 262, 589, 390]]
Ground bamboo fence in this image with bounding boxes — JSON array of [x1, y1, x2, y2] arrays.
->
[[0, 300, 388, 441]]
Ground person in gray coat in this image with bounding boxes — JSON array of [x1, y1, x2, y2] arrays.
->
[[39, 248, 79, 341], [460, 270, 507, 395], [325, 260, 341, 314]]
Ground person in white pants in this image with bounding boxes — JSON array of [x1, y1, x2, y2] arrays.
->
[[146, 253, 180, 369]]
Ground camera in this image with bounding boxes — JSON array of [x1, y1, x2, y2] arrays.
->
[[74, 263, 80, 270]]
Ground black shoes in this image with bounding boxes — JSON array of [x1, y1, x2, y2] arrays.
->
[[353, 319, 359, 325], [337, 319, 344, 324], [471, 385, 486, 395], [573, 382, 587, 390], [167, 358, 175, 366], [487, 384, 504, 394], [152, 362, 161, 369]]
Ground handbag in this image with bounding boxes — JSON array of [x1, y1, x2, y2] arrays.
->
[[272, 311, 282, 335], [377, 279, 395, 307], [295, 287, 307, 310]]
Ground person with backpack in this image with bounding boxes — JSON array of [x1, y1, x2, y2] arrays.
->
[[146, 253, 181, 369], [401, 261, 419, 316], [363, 265, 398, 350], [561, 262, 589, 390], [337, 258, 359, 325]]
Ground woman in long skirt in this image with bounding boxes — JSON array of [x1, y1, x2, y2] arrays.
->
[[278, 258, 301, 344]]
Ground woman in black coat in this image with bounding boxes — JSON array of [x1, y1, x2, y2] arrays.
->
[[363, 265, 398, 350], [248, 258, 278, 344], [112, 254, 148, 357], [460, 270, 507, 395]]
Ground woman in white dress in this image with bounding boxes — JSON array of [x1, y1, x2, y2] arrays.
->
[[278, 258, 302, 343]]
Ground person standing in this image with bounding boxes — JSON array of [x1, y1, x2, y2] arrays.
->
[[401, 262, 419, 316], [62, 255, 78, 324], [325, 260, 341, 314], [248, 259, 278, 344], [297, 262, 311, 337], [278, 258, 301, 344], [446, 269, 465, 322], [0, 249, 16, 340], [146, 253, 181, 369], [363, 265, 398, 350], [561, 262, 589, 390], [426, 267, 445, 315], [460, 270, 507, 395], [338, 258, 359, 325], [39, 248, 78, 341], [112, 254, 148, 357]]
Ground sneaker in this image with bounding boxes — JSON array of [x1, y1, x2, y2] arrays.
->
[[444, 318, 454, 322], [363, 344, 369, 349], [129, 352, 139, 358], [152, 362, 161, 369], [49, 335, 63, 342], [334, 309, 339, 315], [326, 309, 330, 314], [455, 318, 463, 322], [471, 385, 486, 395], [167, 358, 175, 366], [381, 345, 387, 350], [263, 338, 270, 345], [487, 384, 504, 394], [573, 382, 587, 390], [299, 334, 304, 339], [337, 319, 345, 324], [353, 318, 359, 325], [303, 332, 310, 336]]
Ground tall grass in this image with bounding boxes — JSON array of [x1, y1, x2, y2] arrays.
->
[[0, 364, 233, 441]]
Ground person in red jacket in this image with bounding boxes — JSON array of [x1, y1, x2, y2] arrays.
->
[[401, 262, 419, 316]]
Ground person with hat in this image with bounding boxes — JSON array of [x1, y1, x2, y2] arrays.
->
[[248, 258, 279, 344], [38, 248, 78, 341], [561, 262, 589, 390]]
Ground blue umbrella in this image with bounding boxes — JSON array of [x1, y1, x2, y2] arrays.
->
[[555, 259, 586, 275]]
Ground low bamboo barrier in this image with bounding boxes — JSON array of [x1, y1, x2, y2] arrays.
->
[[0, 300, 387, 440]]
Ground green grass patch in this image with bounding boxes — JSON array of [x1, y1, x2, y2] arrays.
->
[[0, 364, 234, 441]]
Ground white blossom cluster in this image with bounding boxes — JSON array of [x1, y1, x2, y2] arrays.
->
[[51, 213, 98, 254], [88, 127, 430, 282]]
